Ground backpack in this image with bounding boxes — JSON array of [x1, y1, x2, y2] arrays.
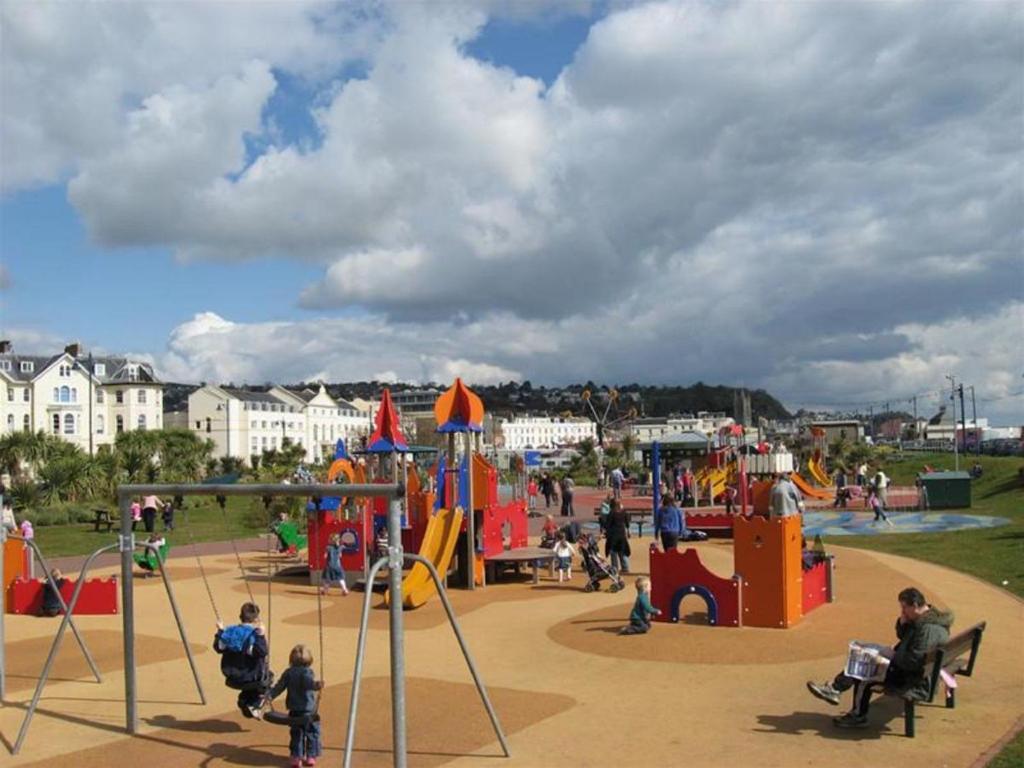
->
[[220, 624, 256, 653]]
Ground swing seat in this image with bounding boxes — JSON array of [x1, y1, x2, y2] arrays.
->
[[263, 709, 321, 727], [225, 679, 267, 692]]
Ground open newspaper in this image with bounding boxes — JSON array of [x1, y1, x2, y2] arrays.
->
[[844, 641, 894, 682]]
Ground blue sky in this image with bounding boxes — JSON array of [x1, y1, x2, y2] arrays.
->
[[0, 1, 1020, 422], [1, 9, 596, 355]]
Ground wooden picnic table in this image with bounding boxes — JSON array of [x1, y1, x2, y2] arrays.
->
[[485, 547, 557, 584], [593, 507, 652, 538], [92, 508, 116, 533]]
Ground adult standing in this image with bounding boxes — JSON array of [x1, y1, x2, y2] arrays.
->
[[142, 493, 162, 533], [604, 499, 631, 574], [539, 473, 555, 509], [873, 469, 890, 507], [682, 467, 695, 506], [769, 473, 804, 518], [610, 466, 625, 500], [856, 462, 868, 489], [833, 468, 848, 509], [560, 474, 576, 517], [654, 494, 684, 551]]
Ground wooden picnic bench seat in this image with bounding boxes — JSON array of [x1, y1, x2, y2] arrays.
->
[[899, 621, 985, 737], [91, 508, 117, 533]]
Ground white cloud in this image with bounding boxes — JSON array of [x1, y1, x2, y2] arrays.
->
[[4, 1, 1022, 423]]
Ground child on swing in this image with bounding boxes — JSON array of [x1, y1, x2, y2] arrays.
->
[[213, 601, 273, 719], [266, 643, 324, 767], [320, 532, 349, 596]]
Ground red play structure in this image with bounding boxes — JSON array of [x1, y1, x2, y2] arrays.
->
[[304, 386, 528, 588], [650, 515, 834, 629], [3, 538, 118, 615]]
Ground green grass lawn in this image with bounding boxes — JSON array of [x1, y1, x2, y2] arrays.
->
[[836, 452, 1024, 598], [30, 495, 275, 558]]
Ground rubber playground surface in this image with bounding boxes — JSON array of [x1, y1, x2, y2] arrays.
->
[[3, 530, 1022, 767]]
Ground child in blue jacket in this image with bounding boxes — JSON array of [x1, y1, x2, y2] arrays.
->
[[213, 602, 273, 718]]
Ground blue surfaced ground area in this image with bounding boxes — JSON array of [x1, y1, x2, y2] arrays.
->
[[801, 511, 1011, 537], [582, 511, 1010, 537]]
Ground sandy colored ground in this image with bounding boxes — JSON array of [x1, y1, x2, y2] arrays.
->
[[3, 534, 1021, 767]]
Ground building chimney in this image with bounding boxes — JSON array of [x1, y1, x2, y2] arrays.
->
[[0, 340, 11, 354], [64, 342, 82, 358]]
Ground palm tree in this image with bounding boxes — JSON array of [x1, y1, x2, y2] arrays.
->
[[0, 431, 31, 479]]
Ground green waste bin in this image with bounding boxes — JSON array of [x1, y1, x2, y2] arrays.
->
[[919, 471, 972, 510]]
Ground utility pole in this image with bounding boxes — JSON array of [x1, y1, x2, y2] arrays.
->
[[868, 405, 874, 441], [945, 375, 959, 471], [911, 396, 918, 437], [970, 386, 979, 456], [958, 384, 967, 455]]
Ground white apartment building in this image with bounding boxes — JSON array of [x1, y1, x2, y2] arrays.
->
[[187, 384, 370, 464], [499, 416, 597, 450], [630, 412, 735, 444], [0, 342, 163, 452]]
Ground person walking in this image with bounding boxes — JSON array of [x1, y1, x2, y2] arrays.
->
[[604, 499, 631, 574], [559, 474, 576, 517], [654, 494, 685, 551], [141, 494, 162, 533], [539, 473, 555, 509]]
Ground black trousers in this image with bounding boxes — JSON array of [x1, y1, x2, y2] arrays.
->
[[660, 531, 679, 551], [142, 508, 157, 533]]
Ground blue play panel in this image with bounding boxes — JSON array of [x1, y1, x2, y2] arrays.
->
[[583, 511, 1010, 538]]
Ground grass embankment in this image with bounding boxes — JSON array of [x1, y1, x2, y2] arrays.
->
[[835, 452, 1023, 598], [30, 495, 273, 558]]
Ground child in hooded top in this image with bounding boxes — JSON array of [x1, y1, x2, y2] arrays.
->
[[213, 602, 273, 719], [266, 643, 324, 767]]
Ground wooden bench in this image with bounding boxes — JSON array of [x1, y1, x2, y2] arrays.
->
[[92, 509, 116, 533], [900, 621, 986, 737]]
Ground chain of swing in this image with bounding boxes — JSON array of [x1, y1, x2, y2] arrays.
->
[[178, 491, 326, 715]]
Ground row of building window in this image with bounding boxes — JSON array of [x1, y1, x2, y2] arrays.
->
[[240, 401, 356, 418], [4, 413, 146, 434], [5, 387, 153, 404]]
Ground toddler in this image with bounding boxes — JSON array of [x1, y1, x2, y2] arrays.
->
[[214, 602, 273, 719], [619, 576, 662, 635], [551, 532, 576, 582], [266, 644, 323, 767]]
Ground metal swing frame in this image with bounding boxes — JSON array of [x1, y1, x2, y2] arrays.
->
[[4, 479, 510, 766]]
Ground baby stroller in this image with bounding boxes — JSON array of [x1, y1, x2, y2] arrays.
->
[[578, 534, 625, 593]]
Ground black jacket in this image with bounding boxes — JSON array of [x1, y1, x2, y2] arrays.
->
[[213, 626, 269, 685], [887, 608, 954, 698]]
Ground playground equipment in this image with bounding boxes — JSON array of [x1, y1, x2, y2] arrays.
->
[[808, 451, 832, 487], [7, 575, 118, 615], [386, 505, 464, 609], [650, 514, 834, 629], [791, 471, 833, 501], [429, 379, 528, 590]]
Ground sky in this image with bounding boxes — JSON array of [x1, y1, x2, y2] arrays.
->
[[1, 0, 1022, 424]]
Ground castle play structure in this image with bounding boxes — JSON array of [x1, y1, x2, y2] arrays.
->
[[306, 379, 528, 607], [648, 439, 835, 628]]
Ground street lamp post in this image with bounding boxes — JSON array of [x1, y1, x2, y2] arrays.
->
[[87, 353, 94, 457]]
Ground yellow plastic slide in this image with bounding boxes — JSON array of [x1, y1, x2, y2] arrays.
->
[[808, 455, 831, 486], [385, 506, 464, 609], [791, 472, 833, 501]]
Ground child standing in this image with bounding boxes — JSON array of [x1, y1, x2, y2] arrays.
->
[[619, 576, 662, 635], [266, 644, 323, 768], [868, 490, 893, 527], [39, 568, 67, 617], [321, 533, 349, 596], [213, 602, 273, 719], [161, 499, 175, 531], [527, 477, 538, 512], [551, 532, 576, 582], [130, 499, 142, 531]]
